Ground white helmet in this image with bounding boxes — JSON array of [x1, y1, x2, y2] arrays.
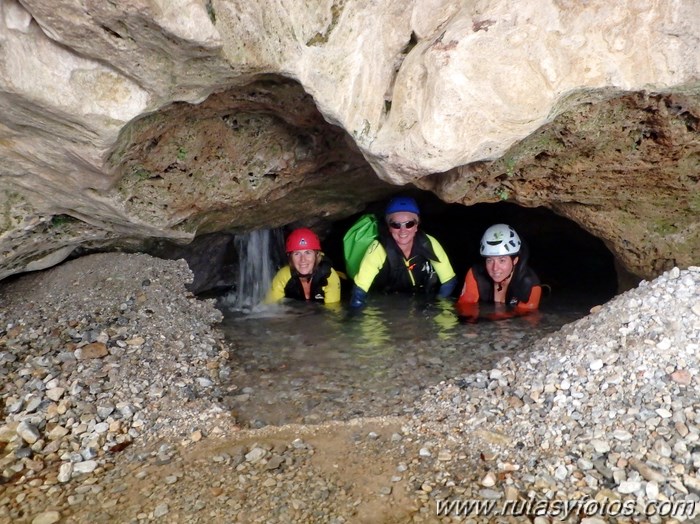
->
[[480, 224, 521, 256]]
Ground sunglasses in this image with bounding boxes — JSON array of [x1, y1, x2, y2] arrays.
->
[[389, 220, 418, 230]]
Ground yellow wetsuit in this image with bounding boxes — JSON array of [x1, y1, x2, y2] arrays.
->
[[264, 264, 341, 304], [353, 234, 455, 294]]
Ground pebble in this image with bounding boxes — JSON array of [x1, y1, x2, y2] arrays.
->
[[46, 387, 65, 401], [0, 254, 234, 520], [57, 463, 73, 483], [47, 425, 69, 440], [479, 489, 502, 499], [437, 450, 452, 461], [656, 408, 673, 419], [153, 503, 169, 518], [589, 359, 604, 371], [628, 458, 666, 482], [612, 429, 633, 441], [16, 421, 41, 444], [671, 369, 692, 385], [75, 342, 109, 360], [554, 464, 568, 480], [618, 480, 642, 494], [591, 440, 610, 453], [31, 511, 61, 524], [73, 460, 98, 474], [481, 472, 496, 487], [245, 448, 266, 463], [646, 481, 659, 499], [265, 455, 284, 470]]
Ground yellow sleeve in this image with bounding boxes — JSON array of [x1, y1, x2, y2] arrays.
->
[[426, 235, 456, 283], [263, 266, 292, 304], [353, 240, 387, 292], [323, 269, 342, 304]]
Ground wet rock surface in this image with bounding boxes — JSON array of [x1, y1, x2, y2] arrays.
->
[[1, 254, 699, 523]]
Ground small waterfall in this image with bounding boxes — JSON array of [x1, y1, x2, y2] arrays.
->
[[228, 228, 284, 311]]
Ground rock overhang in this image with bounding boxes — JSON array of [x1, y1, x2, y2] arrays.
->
[[0, 0, 698, 282]]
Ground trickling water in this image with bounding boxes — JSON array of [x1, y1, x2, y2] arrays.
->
[[224, 229, 284, 311]]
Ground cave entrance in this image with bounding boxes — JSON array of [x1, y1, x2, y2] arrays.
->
[[209, 190, 621, 427], [323, 190, 619, 309]]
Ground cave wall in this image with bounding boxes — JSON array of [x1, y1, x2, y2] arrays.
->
[[0, 0, 698, 281], [424, 91, 700, 277]]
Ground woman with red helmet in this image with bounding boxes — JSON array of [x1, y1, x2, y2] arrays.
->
[[264, 228, 341, 304]]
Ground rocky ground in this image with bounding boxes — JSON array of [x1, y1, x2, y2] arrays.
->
[[0, 253, 699, 524]]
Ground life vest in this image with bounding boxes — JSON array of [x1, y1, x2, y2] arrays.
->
[[373, 229, 440, 294], [283, 257, 333, 303], [472, 251, 540, 307]]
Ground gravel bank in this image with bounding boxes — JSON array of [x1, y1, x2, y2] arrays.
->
[[405, 266, 700, 523], [1, 255, 699, 524], [0, 254, 236, 521]]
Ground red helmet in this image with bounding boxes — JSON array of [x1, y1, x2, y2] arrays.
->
[[285, 228, 321, 253]]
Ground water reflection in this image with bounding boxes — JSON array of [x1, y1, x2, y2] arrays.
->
[[345, 306, 393, 351], [218, 294, 599, 428]]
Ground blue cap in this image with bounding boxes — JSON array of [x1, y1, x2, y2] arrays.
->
[[385, 196, 420, 216]]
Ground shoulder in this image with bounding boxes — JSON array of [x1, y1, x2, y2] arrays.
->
[[369, 238, 385, 252], [471, 263, 489, 282], [273, 265, 293, 282], [517, 264, 540, 286], [423, 233, 451, 263], [316, 256, 334, 277], [424, 233, 445, 248], [424, 233, 451, 254], [365, 239, 387, 258]]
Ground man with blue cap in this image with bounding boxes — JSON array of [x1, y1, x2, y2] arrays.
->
[[349, 196, 456, 308]]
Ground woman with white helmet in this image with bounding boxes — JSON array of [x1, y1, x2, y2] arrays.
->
[[456, 224, 541, 320]]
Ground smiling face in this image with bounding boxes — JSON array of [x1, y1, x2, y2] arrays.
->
[[290, 249, 317, 276], [387, 212, 419, 251], [485, 255, 518, 283]]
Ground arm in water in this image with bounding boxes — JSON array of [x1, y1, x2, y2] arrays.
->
[[349, 285, 368, 309], [323, 268, 342, 304], [437, 276, 456, 299], [456, 289, 541, 323], [263, 266, 292, 304]]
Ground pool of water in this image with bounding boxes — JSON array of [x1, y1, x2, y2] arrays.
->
[[217, 292, 607, 428]]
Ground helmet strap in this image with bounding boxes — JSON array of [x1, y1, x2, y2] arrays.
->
[[495, 267, 515, 292]]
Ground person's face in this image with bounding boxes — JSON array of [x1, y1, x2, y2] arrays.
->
[[485, 255, 518, 283], [290, 250, 317, 275], [387, 212, 419, 249]]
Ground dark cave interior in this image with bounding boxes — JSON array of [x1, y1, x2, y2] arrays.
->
[[320, 190, 620, 306]]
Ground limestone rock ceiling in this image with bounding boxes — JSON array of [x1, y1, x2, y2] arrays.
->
[[111, 79, 394, 234], [0, 0, 698, 281]]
